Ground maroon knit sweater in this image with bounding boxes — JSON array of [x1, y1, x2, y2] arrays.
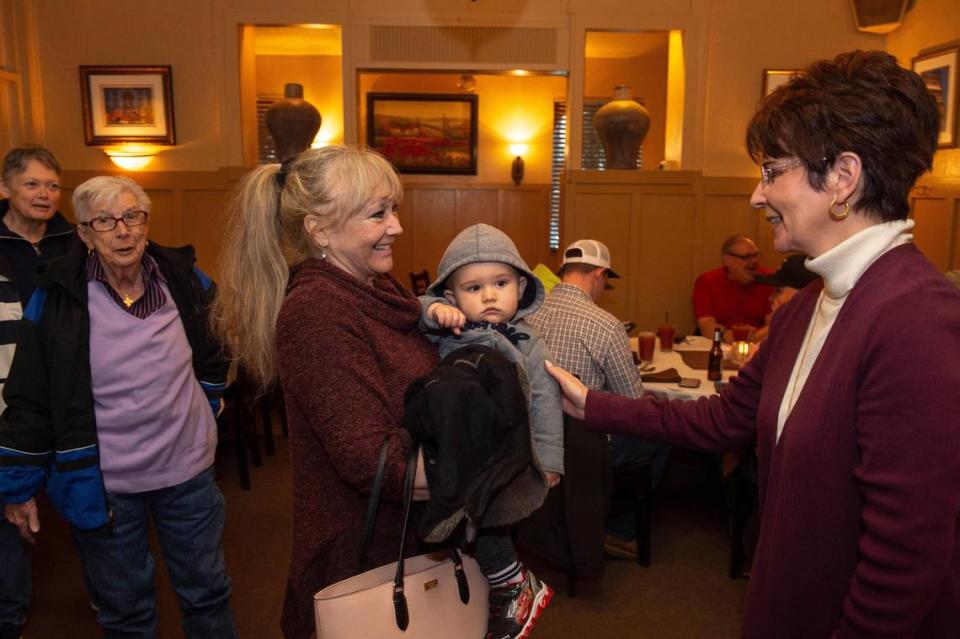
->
[[277, 259, 438, 639]]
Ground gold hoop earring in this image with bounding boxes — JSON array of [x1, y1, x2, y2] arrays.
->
[[829, 196, 849, 222]]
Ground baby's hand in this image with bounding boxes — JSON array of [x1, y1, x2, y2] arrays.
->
[[429, 302, 466, 336], [545, 472, 561, 488]]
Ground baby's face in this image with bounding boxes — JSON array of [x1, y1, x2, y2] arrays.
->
[[444, 262, 526, 324]]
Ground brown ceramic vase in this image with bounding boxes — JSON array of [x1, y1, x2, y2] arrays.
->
[[593, 85, 651, 169], [266, 83, 322, 161]]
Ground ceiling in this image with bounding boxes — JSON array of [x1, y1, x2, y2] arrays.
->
[[254, 25, 342, 56], [585, 31, 669, 59]]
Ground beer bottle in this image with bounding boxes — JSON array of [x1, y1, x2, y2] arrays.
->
[[707, 327, 723, 381]]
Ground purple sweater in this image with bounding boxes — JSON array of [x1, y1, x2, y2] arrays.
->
[[88, 279, 215, 493], [587, 244, 960, 638], [276, 259, 438, 639]]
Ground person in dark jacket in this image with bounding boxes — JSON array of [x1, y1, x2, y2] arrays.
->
[[0, 145, 77, 639], [0, 175, 236, 638]]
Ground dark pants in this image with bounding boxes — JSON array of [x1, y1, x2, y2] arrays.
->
[[474, 527, 517, 580], [0, 520, 29, 635], [70, 466, 237, 639]]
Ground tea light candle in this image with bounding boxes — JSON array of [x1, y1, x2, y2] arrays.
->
[[733, 340, 751, 364]]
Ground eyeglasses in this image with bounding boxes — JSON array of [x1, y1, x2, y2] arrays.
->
[[760, 160, 804, 187], [726, 251, 760, 261], [80, 210, 149, 232]]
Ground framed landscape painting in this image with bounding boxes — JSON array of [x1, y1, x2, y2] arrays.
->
[[80, 65, 176, 145], [913, 45, 958, 148], [367, 93, 478, 174]]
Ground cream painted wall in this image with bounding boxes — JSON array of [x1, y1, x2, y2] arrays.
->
[[35, 0, 227, 172], [255, 55, 345, 145], [358, 72, 567, 184], [887, 0, 960, 178], [24, 0, 959, 183], [700, 0, 885, 177]]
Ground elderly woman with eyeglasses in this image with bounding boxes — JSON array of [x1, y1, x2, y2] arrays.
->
[[0, 176, 237, 638], [547, 50, 960, 637]]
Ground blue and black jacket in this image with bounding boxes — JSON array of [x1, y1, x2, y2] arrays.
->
[[0, 242, 228, 530]]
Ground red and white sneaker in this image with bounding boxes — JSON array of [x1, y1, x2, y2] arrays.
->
[[485, 569, 553, 639]]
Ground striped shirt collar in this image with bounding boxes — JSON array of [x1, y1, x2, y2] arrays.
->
[[85, 250, 167, 318]]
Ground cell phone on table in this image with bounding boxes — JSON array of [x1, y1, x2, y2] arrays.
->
[[678, 378, 701, 389]]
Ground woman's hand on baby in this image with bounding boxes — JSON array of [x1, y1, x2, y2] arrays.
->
[[428, 302, 466, 336], [544, 361, 587, 419], [544, 472, 561, 488]]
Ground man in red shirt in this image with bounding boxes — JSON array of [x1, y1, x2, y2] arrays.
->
[[692, 234, 773, 340]]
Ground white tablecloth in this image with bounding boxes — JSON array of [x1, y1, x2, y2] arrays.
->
[[630, 336, 734, 400]]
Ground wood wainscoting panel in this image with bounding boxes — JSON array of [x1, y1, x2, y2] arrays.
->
[[458, 188, 499, 231], [563, 170, 702, 333], [498, 188, 552, 270], [399, 187, 458, 285], [634, 193, 698, 333], [396, 183, 553, 291], [911, 196, 952, 272], [911, 177, 960, 273], [570, 191, 633, 324], [140, 190, 181, 252], [181, 189, 233, 278]]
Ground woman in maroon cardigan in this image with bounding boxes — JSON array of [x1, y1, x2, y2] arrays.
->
[[548, 51, 960, 638], [214, 146, 437, 639]]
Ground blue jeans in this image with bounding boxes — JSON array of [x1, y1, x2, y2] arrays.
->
[[0, 520, 30, 630], [606, 435, 671, 540], [70, 466, 237, 639]]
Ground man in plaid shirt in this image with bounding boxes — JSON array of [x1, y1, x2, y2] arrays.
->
[[526, 239, 670, 560]]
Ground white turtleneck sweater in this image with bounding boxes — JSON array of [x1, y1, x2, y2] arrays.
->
[[775, 219, 915, 442]]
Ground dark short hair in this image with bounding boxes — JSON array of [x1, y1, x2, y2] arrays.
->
[[2, 146, 61, 183], [746, 50, 939, 222]]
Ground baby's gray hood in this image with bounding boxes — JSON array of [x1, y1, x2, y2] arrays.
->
[[426, 223, 545, 321]]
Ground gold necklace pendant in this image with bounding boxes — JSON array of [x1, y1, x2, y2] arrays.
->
[[122, 292, 134, 308]]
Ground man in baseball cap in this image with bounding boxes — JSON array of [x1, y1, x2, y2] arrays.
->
[[526, 239, 669, 562], [559, 239, 620, 294]]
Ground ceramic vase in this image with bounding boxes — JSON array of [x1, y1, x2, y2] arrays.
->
[[593, 85, 650, 170], [266, 83, 322, 161]]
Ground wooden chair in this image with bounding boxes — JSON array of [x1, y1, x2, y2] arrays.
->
[[409, 269, 431, 295], [217, 373, 263, 490]]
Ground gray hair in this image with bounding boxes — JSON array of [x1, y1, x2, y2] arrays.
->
[[72, 176, 151, 222], [2, 146, 61, 183]]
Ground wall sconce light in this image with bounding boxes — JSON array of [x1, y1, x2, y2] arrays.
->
[[103, 145, 161, 171], [509, 143, 527, 185]]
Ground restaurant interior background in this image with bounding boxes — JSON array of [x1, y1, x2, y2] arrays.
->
[[1, 0, 958, 333]]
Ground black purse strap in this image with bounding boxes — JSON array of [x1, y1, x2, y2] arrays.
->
[[359, 440, 472, 632], [358, 438, 392, 572]]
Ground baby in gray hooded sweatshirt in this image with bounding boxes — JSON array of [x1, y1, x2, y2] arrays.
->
[[419, 223, 561, 638]]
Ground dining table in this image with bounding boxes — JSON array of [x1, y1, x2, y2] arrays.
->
[[631, 334, 742, 400]]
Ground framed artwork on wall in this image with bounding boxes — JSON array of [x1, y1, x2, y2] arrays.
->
[[367, 93, 478, 174], [912, 44, 958, 148], [762, 69, 796, 97], [79, 65, 176, 145]]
